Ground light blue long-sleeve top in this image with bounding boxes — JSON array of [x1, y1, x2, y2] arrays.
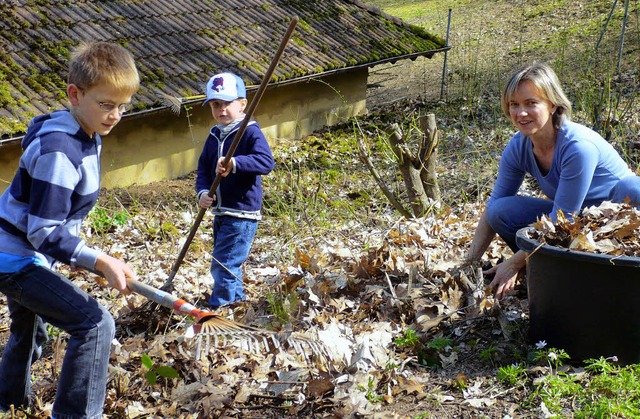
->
[[487, 120, 634, 219]]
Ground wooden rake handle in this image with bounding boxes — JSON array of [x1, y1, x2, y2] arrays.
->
[[162, 16, 299, 290]]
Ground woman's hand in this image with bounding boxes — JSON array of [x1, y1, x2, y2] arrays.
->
[[485, 250, 527, 299], [95, 253, 135, 295]]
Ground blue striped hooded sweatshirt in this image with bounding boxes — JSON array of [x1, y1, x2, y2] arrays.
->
[[0, 110, 102, 271]]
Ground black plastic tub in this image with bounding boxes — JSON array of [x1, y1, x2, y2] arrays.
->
[[516, 227, 640, 365]]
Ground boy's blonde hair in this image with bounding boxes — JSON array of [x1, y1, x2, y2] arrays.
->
[[501, 62, 572, 129], [69, 41, 139, 94]]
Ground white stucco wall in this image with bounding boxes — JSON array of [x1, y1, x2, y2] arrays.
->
[[0, 70, 368, 193]]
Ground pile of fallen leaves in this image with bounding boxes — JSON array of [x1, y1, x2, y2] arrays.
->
[[527, 201, 640, 256], [0, 178, 533, 418]]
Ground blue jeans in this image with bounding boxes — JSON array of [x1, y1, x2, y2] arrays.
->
[[0, 265, 115, 419], [487, 175, 640, 252], [209, 216, 258, 308], [609, 175, 640, 206]]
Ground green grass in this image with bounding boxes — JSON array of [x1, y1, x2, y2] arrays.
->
[[265, 288, 301, 327], [365, 0, 638, 115], [497, 363, 528, 386], [527, 356, 640, 417], [87, 207, 129, 235], [365, 0, 471, 19]]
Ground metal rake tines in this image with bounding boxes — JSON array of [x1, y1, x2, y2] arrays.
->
[[158, 92, 182, 114], [158, 92, 207, 115], [193, 329, 281, 360], [277, 332, 331, 361], [190, 319, 331, 364], [195, 314, 266, 334]]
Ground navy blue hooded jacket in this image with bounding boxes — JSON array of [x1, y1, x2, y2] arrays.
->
[[195, 119, 274, 220]]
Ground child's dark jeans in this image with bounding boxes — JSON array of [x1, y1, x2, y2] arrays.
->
[[209, 215, 258, 308], [0, 265, 114, 419]]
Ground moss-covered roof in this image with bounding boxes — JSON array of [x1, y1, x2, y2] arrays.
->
[[0, 0, 446, 138]]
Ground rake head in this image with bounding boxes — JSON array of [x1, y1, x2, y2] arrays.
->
[[159, 92, 183, 115], [123, 276, 330, 366], [186, 316, 331, 366], [158, 92, 208, 115]]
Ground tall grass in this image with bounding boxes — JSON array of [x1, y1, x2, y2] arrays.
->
[[367, 0, 639, 136], [364, 0, 640, 173]]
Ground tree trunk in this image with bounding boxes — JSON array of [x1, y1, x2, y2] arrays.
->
[[361, 112, 441, 218], [419, 113, 441, 203]]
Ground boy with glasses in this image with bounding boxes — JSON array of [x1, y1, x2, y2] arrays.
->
[[0, 41, 139, 418]]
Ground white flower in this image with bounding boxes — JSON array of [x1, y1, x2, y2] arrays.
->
[[548, 351, 557, 361], [535, 340, 547, 349]]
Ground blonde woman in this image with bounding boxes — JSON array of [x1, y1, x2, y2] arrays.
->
[[467, 62, 640, 299]]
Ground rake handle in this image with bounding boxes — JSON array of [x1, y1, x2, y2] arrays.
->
[[85, 266, 216, 323], [162, 16, 299, 290], [127, 277, 213, 323]]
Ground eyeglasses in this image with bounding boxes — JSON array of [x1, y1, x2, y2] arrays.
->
[[78, 87, 132, 114], [97, 101, 132, 114]]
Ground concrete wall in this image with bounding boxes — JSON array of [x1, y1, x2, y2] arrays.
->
[[0, 142, 21, 191], [0, 69, 367, 194]]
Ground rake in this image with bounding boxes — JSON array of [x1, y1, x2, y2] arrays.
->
[[125, 277, 330, 362], [160, 93, 205, 115], [161, 16, 299, 291]]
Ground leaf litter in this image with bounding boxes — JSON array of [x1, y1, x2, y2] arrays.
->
[[8, 104, 639, 418], [0, 176, 528, 417]]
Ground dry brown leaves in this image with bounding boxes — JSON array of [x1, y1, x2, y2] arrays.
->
[[529, 201, 640, 256], [0, 198, 526, 418]]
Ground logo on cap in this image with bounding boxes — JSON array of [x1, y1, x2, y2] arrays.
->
[[203, 72, 246, 105], [212, 77, 225, 93]]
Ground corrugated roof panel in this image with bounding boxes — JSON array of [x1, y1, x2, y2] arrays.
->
[[0, 0, 446, 137]]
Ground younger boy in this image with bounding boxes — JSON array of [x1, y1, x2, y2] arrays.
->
[[196, 72, 274, 309], [0, 41, 139, 417]]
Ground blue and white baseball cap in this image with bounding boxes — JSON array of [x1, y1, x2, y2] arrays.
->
[[203, 72, 246, 104]]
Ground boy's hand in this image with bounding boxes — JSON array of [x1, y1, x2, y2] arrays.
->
[[216, 157, 233, 177], [95, 253, 135, 295], [199, 193, 214, 208]]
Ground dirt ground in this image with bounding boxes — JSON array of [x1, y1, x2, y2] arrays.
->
[[103, 176, 535, 419], [0, 148, 533, 419]]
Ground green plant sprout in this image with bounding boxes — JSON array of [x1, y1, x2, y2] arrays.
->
[[584, 355, 619, 374], [357, 376, 384, 403], [265, 289, 299, 326], [479, 344, 498, 363], [141, 354, 180, 386], [394, 328, 420, 348], [497, 363, 528, 386], [428, 337, 453, 351], [88, 207, 128, 235], [534, 347, 571, 372]]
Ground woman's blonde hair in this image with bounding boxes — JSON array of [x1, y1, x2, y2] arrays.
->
[[500, 62, 572, 129], [68, 41, 139, 94]]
